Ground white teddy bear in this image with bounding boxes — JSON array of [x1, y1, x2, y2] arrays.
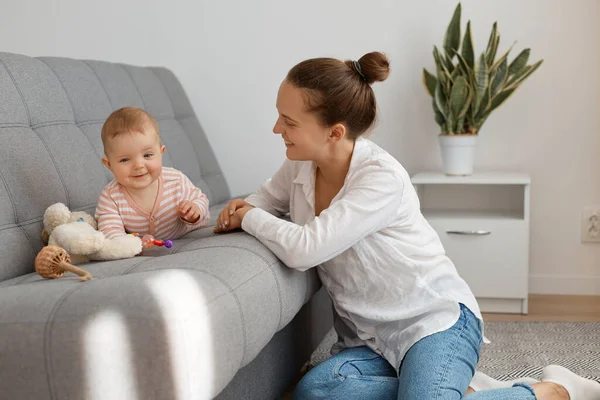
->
[[42, 203, 142, 265]]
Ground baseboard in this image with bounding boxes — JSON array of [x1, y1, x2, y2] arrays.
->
[[530, 275, 600, 295], [477, 298, 526, 314]]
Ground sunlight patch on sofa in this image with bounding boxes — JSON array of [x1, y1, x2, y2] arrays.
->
[[146, 269, 214, 400], [83, 311, 140, 400]]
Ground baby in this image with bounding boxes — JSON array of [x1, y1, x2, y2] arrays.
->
[[96, 106, 209, 241]]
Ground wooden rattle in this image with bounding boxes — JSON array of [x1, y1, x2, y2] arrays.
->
[[35, 246, 93, 282]]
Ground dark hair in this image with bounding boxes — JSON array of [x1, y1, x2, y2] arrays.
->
[[286, 51, 390, 139]]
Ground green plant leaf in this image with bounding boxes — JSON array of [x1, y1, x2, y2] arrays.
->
[[443, 52, 456, 73], [435, 80, 449, 118], [461, 86, 473, 118], [474, 54, 489, 112], [454, 51, 477, 89], [476, 84, 491, 120], [433, 46, 443, 71], [490, 57, 508, 96], [434, 46, 452, 77], [491, 35, 500, 64], [475, 110, 491, 131], [443, 70, 454, 82], [448, 76, 472, 134], [429, 5, 541, 135], [434, 100, 449, 133], [489, 88, 516, 112], [461, 21, 475, 69], [507, 65, 531, 85], [432, 99, 446, 128], [455, 115, 465, 134], [436, 114, 447, 130], [506, 59, 543, 89], [450, 76, 469, 118], [508, 48, 530, 76], [451, 65, 462, 80], [485, 22, 499, 66], [443, 3, 462, 57], [435, 109, 446, 128], [490, 41, 516, 71], [455, 82, 473, 133], [433, 47, 447, 92], [434, 46, 455, 95], [447, 115, 456, 134], [422, 68, 437, 96]]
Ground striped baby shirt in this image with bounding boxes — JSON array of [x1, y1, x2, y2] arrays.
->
[[96, 167, 210, 240]]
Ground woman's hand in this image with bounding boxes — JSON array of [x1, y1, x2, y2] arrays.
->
[[214, 199, 254, 232]]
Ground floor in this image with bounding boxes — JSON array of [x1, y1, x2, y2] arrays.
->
[[483, 294, 600, 322], [281, 294, 600, 399]]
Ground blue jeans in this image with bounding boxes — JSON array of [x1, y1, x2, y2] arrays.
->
[[294, 304, 537, 400]]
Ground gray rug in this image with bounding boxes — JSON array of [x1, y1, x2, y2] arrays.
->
[[309, 322, 600, 382]]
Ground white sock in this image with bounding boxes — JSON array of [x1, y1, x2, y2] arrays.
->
[[542, 364, 600, 400], [469, 371, 539, 392]]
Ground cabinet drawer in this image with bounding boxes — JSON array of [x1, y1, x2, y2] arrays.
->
[[427, 218, 529, 299]]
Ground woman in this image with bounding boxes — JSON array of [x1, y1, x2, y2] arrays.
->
[[214, 51, 599, 400]]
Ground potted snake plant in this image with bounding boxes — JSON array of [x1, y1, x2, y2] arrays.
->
[[423, 3, 543, 175]]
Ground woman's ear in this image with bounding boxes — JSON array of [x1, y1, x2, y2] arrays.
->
[[329, 123, 347, 142]]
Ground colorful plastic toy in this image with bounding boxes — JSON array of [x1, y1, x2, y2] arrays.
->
[[142, 235, 173, 249], [129, 233, 173, 249]]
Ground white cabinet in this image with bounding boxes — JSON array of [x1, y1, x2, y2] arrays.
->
[[411, 172, 531, 314]]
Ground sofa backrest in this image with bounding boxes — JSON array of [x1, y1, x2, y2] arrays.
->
[[0, 52, 230, 281]]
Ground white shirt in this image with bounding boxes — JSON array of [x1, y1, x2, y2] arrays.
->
[[242, 138, 483, 371]]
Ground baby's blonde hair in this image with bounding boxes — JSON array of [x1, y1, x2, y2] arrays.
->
[[101, 107, 160, 152]]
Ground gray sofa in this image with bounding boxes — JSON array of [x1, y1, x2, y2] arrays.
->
[[0, 52, 332, 400]]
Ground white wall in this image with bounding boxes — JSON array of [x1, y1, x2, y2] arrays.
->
[[1, 0, 598, 295]]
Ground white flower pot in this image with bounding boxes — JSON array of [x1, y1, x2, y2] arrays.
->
[[438, 134, 477, 176]]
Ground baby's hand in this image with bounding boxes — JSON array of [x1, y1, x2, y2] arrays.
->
[[178, 200, 201, 223]]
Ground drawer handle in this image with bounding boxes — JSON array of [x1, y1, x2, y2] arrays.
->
[[446, 230, 491, 236]]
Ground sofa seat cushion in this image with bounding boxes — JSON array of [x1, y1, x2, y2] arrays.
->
[[0, 232, 321, 399]]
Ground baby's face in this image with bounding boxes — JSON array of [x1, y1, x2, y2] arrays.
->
[[102, 129, 165, 191]]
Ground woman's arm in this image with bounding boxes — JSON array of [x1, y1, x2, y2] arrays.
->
[[244, 158, 295, 215], [215, 159, 295, 231], [239, 161, 404, 271]]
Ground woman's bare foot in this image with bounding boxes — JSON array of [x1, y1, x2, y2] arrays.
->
[[542, 364, 600, 400], [532, 382, 570, 400]]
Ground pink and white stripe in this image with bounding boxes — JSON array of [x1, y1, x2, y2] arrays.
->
[[96, 167, 210, 240]]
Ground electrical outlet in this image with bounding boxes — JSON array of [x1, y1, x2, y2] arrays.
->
[[582, 206, 600, 243]]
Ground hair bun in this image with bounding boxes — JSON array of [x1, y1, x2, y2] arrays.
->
[[355, 52, 390, 84]]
